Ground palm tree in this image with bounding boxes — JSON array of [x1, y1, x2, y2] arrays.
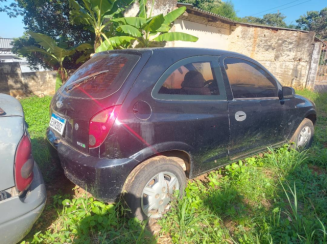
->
[[20, 31, 92, 85]]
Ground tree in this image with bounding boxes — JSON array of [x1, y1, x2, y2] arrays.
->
[[241, 13, 287, 27], [241, 16, 263, 25], [262, 13, 287, 27], [97, 0, 198, 51], [178, 0, 222, 12], [1, 0, 94, 69], [296, 7, 327, 39], [211, 1, 238, 20], [19, 32, 92, 84], [68, 0, 134, 51]]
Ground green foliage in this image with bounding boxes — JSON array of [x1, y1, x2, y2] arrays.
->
[[104, 1, 198, 50], [296, 7, 327, 39], [55, 73, 63, 91], [242, 13, 288, 27], [211, 0, 238, 20], [31, 194, 155, 243], [178, 0, 238, 20], [2, 0, 93, 70], [69, 0, 135, 50], [20, 96, 56, 182], [178, 0, 222, 12], [19, 32, 93, 83]]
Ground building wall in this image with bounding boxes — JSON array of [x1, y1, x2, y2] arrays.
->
[[171, 14, 316, 89], [169, 18, 230, 50], [228, 25, 315, 89], [0, 63, 57, 97]]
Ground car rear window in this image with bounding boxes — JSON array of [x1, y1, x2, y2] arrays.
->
[[61, 53, 140, 99]]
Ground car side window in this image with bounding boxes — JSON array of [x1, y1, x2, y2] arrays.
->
[[224, 58, 278, 99], [153, 57, 226, 100]]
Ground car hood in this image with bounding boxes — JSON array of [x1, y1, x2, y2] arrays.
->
[[0, 94, 24, 117]]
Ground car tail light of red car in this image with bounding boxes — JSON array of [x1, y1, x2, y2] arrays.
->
[[15, 133, 34, 192], [89, 106, 121, 149]]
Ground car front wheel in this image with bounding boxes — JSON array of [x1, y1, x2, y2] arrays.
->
[[290, 118, 314, 149], [123, 156, 187, 221]]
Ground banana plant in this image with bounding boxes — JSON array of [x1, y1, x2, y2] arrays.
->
[[69, 0, 135, 51], [20, 31, 93, 84], [102, 0, 198, 49]]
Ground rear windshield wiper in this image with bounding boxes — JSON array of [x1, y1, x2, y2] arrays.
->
[[65, 70, 109, 92]]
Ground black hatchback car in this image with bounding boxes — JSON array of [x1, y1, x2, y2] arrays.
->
[[47, 48, 316, 220]]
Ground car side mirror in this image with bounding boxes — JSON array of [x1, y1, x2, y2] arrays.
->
[[282, 86, 295, 99]]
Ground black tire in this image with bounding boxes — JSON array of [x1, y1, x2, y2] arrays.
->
[[123, 156, 187, 221], [290, 118, 314, 149]]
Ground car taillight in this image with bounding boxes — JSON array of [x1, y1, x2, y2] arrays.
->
[[15, 133, 34, 192], [89, 106, 121, 148]]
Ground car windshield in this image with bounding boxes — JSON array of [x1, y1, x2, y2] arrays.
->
[[61, 53, 140, 99]]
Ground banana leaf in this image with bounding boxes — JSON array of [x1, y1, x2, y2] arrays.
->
[[153, 32, 198, 42]]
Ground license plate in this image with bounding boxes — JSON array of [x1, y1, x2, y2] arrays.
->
[[49, 113, 66, 135]]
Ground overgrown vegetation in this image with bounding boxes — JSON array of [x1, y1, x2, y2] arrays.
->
[[21, 90, 327, 243]]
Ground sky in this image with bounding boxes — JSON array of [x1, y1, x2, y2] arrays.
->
[[232, 0, 327, 25], [0, 0, 326, 38]]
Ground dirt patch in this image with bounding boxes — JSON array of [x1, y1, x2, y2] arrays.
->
[[148, 218, 172, 244], [308, 165, 326, 175], [261, 199, 272, 209], [263, 169, 275, 179], [224, 219, 237, 233], [193, 173, 210, 183]]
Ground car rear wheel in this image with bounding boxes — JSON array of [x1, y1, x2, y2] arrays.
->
[[123, 156, 187, 221], [290, 118, 314, 149]]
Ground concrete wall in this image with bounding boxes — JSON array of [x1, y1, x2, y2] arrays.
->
[[169, 18, 230, 49], [228, 25, 315, 89], [171, 13, 317, 89], [0, 63, 57, 97]]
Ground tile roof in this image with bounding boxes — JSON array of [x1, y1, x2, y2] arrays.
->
[[0, 38, 14, 49], [177, 2, 324, 42]]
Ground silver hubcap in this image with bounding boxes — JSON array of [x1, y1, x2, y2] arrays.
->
[[297, 126, 312, 147], [141, 172, 180, 218]]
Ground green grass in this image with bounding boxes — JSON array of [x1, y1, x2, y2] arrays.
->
[[20, 96, 57, 182], [20, 90, 327, 243]]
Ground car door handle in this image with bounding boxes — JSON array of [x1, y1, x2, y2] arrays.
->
[[235, 111, 247, 121]]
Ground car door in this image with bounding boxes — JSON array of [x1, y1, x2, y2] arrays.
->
[[222, 57, 286, 160], [151, 56, 230, 176]]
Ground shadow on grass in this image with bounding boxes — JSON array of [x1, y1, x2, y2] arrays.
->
[[24, 137, 77, 242], [31, 137, 62, 183], [72, 193, 156, 244]]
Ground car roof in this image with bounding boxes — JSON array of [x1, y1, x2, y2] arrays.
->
[[97, 47, 251, 60]]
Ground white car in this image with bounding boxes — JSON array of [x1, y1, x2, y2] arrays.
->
[[0, 94, 46, 244]]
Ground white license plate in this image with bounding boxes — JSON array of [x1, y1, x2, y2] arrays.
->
[[49, 113, 66, 135]]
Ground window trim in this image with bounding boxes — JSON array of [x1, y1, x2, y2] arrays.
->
[[222, 56, 280, 100], [151, 56, 227, 101]]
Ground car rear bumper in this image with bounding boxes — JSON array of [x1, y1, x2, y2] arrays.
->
[[0, 163, 46, 244], [46, 128, 139, 202]]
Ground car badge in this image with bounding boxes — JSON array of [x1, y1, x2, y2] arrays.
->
[[75, 123, 79, 130], [56, 101, 63, 108]]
